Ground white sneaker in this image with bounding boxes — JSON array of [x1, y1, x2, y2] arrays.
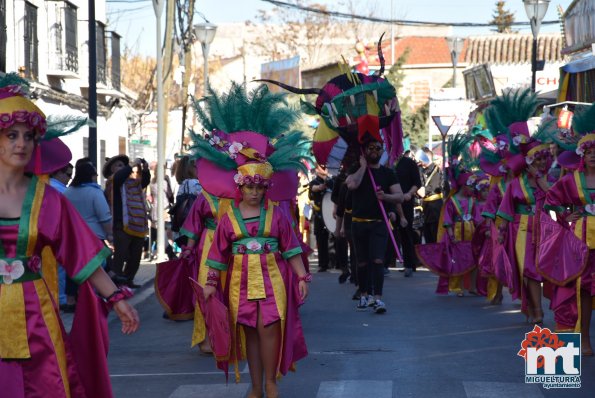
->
[[356, 296, 368, 310], [367, 296, 376, 307], [374, 300, 387, 314]]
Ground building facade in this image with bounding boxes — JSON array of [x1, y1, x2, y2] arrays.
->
[[0, 0, 139, 175]]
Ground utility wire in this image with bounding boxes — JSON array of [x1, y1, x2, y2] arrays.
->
[[106, 0, 150, 3], [260, 0, 560, 28]]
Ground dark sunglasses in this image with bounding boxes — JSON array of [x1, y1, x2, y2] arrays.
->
[[366, 145, 383, 152]]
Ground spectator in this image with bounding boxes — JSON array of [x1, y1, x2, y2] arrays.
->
[[104, 155, 151, 288], [49, 163, 73, 310], [63, 162, 114, 309]]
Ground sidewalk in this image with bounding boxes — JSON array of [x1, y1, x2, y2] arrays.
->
[[61, 261, 157, 331]]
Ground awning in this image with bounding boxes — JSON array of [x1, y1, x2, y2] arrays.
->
[[562, 55, 595, 74]]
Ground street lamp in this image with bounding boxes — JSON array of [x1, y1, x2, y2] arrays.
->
[[194, 22, 217, 96], [153, 0, 166, 260], [523, 0, 550, 92], [446, 37, 465, 88]]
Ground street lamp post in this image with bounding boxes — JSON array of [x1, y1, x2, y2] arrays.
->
[[153, 0, 166, 260], [523, 0, 551, 92], [193, 23, 217, 96], [446, 37, 465, 88]]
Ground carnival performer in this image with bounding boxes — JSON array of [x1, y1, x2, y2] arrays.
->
[[479, 171, 511, 305], [496, 139, 552, 324], [204, 161, 309, 398], [542, 103, 595, 356], [181, 83, 312, 398], [179, 190, 231, 353], [0, 75, 139, 397], [469, 172, 490, 296], [438, 170, 479, 296], [476, 122, 529, 305], [419, 132, 477, 296]]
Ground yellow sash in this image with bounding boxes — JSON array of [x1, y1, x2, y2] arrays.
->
[[0, 177, 45, 359]]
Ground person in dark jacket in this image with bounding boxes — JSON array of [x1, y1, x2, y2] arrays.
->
[[104, 155, 151, 288]]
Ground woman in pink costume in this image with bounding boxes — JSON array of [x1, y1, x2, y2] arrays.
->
[[419, 133, 478, 296], [543, 104, 595, 356], [437, 171, 480, 296], [179, 190, 231, 353], [497, 140, 552, 324], [185, 83, 313, 397], [470, 173, 490, 296], [0, 75, 139, 397], [477, 133, 520, 305], [204, 161, 310, 398], [478, 174, 510, 304]]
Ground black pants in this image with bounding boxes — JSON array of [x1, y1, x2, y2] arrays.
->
[[422, 199, 443, 244], [423, 222, 439, 244], [398, 222, 419, 270], [352, 220, 388, 296], [313, 215, 329, 270], [112, 226, 145, 282], [344, 215, 357, 284], [335, 234, 349, 273], [148, 227, 176, 259]]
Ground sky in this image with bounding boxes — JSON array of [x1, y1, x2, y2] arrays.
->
[[106, 0, 575, 56]]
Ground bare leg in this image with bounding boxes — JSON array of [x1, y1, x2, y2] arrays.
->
[[258, 315, 281, 398], [527, 279, 543, 323], [581, 289, 593, 356], [244, 325, 264, 398], [491, 281, 503, 305], [468, 269, 478, 294]]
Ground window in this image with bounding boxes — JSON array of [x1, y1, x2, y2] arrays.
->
[[110, 32, 121, 90], [96, 22, 106, 84], [0, 0, 6, 72], [24, 2, 38, 79], [64, 2, 78, 72]]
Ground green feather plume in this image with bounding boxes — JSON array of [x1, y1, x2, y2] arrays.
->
[[572, 103, 595, 135], [447, 131, 472, 162], [485, 88, 541, 136], [481, 145, 503, 164], [0, 73, 30, 93], [192, 83, 299, 139], [186, 129, 237, 170], [268, 131, 313, 174], [44, 115, 94, 141], [531, 118, 556, 144]]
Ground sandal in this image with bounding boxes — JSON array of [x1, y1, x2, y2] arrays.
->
[[532, 309, 544, 325], [198, 340, 213, 355], [490, 294, 503, 305], [582, 347, 594, 357], [457, 292, 464, 297]]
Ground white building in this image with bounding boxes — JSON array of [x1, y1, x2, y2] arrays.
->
[[0, 0, 140, 176]]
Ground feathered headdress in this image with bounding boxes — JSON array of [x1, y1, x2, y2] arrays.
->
[[447, 131, 475, 189], [479, 88, 548, 176], [1, 73, 91, 174], [0, 73, 46, 136], [188, 83, 313, 202]]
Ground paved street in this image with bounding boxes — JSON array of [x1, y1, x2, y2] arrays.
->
[[106, 261, 594, 398]]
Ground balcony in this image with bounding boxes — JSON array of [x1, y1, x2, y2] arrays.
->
[[47, 1, 79, 79]]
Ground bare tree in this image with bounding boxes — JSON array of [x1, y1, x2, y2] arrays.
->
[[249, 1, 335, 69]]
